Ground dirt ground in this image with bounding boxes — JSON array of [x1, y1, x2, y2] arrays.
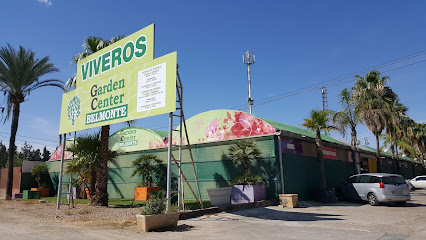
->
[[1, 190, 426, 240]]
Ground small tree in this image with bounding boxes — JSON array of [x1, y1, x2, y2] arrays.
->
[[227, 139, 263, 185], [31, 163, 48, 188], [66, 132, 118, 202], [302, 109, 336, 190], [131, 154, 163, 187]]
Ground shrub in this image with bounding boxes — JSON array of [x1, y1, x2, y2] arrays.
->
[[231, 171, 263, 185], [141, 196, 166, 215]]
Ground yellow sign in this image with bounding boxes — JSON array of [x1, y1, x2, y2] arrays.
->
[[59, 52, 177, 134], [76, 24, 155, 88]]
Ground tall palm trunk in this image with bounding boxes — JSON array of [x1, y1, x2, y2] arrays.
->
[[90, 169, 96, 201], [390, 144, 397, 174], [351, 127, 360, 174], [375, 133, 381, 172], [316, 129, 327, 190], [92, 125, 110, 206], [6, 102, 20, 200]]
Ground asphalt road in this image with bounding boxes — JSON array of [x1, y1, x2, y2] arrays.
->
[[1, 189, 425, 240]]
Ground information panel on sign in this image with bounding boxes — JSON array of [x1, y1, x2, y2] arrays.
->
[[59, 52, 177, 134], [137, 62, 167, 112]]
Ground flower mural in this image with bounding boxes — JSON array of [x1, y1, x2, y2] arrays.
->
[[176, 110, 276, 145]]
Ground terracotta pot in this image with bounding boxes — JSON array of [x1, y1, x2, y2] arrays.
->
[[31, 188, 49, 197], [136, 212, 180, 232], [134, 187, 161, 201]]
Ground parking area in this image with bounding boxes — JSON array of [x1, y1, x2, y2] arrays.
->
[[175, 189, 426, 240], [1, 189, 425, 240]]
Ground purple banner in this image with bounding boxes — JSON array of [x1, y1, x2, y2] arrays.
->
[[281, 139, 303, 154]]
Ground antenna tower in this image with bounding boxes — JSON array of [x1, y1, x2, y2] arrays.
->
[[243, 50, 255, 114]]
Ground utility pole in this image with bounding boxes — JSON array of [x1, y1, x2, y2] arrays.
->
[[321, 85, 328, 111], [321, 86, 328, 136], [243, 50, 255, 114]]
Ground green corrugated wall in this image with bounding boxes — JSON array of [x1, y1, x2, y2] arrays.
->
[[281, 151, 355, 200], [48, 135, 280, 200]]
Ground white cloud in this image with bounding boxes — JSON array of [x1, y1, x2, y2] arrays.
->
[[38, 0, 52, 7]]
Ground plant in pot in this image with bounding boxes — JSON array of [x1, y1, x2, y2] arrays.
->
[[131, 154, 163, 201], [31, 163, 50, 197], [136, 191, 180, 232], [228, 139, 267, 204]]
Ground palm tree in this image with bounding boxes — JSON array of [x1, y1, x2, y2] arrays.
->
[[72, 34, 124, 206], [64, 76, 77, 92], [382, 98, 409, 172], [67, 133, 101, 199], [0, 44, 63, 200], [131, 154, 163, 187], [227, 139, 263, 185], [353, 70, 395, 172], [302, 109, 335, 190], [332, 88, 361, 174], [66, 132, 118, 201], [227, 139, 261, 174], [31, 163, 49, 188]]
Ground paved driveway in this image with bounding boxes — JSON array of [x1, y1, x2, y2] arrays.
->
[[171, 189, 426, 240], [1, 189, 425, 240]]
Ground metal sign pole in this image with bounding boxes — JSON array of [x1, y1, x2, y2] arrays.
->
[[277, 134, 285, 194], [56, 134, 67, 209], [166, 112, 173, 211]]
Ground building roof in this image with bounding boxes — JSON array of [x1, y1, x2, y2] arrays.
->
[[261, 118, 342, 144]]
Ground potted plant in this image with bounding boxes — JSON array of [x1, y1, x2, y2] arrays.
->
[[131, 154, 163, 201], [136, 192, 180, 232], [31, 163, 50, 197], [227, 139, 267, 204]]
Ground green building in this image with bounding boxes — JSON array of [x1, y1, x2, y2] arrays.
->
[[47, 109, 425, 201]]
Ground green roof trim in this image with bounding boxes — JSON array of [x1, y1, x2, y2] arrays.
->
[[261, 118, 342, 144], [149, 129, 169, 138]]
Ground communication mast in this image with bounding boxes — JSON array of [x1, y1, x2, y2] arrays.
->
[[243, 51, 255, 114]]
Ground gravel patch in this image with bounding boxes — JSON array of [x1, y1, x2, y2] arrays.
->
[[0, 200, 141, 228]]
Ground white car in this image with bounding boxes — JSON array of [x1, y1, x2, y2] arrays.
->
[[410, 176, 426, 189]]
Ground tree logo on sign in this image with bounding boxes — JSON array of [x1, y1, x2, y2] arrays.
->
[[67, 95, 81, 126]]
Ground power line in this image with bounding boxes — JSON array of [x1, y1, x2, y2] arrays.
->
[[230, 50, 426, 110], [146, 55, 426, 130], [0, 131, 57, 143], [238, 58, 426, 109], [0, 137, 57, 149]]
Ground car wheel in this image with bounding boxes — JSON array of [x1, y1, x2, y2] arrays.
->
[[336, 190, 344, 201], [395, 201, 406, 206], [368, 193, 379, 206]]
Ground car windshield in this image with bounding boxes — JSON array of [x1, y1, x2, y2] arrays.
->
[[381, 176, 406, 185]]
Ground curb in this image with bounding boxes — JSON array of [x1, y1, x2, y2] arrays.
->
[[179, 199, 279, 220]]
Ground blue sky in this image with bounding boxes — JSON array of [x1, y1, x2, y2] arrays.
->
[[1, 0, 425, 153]]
